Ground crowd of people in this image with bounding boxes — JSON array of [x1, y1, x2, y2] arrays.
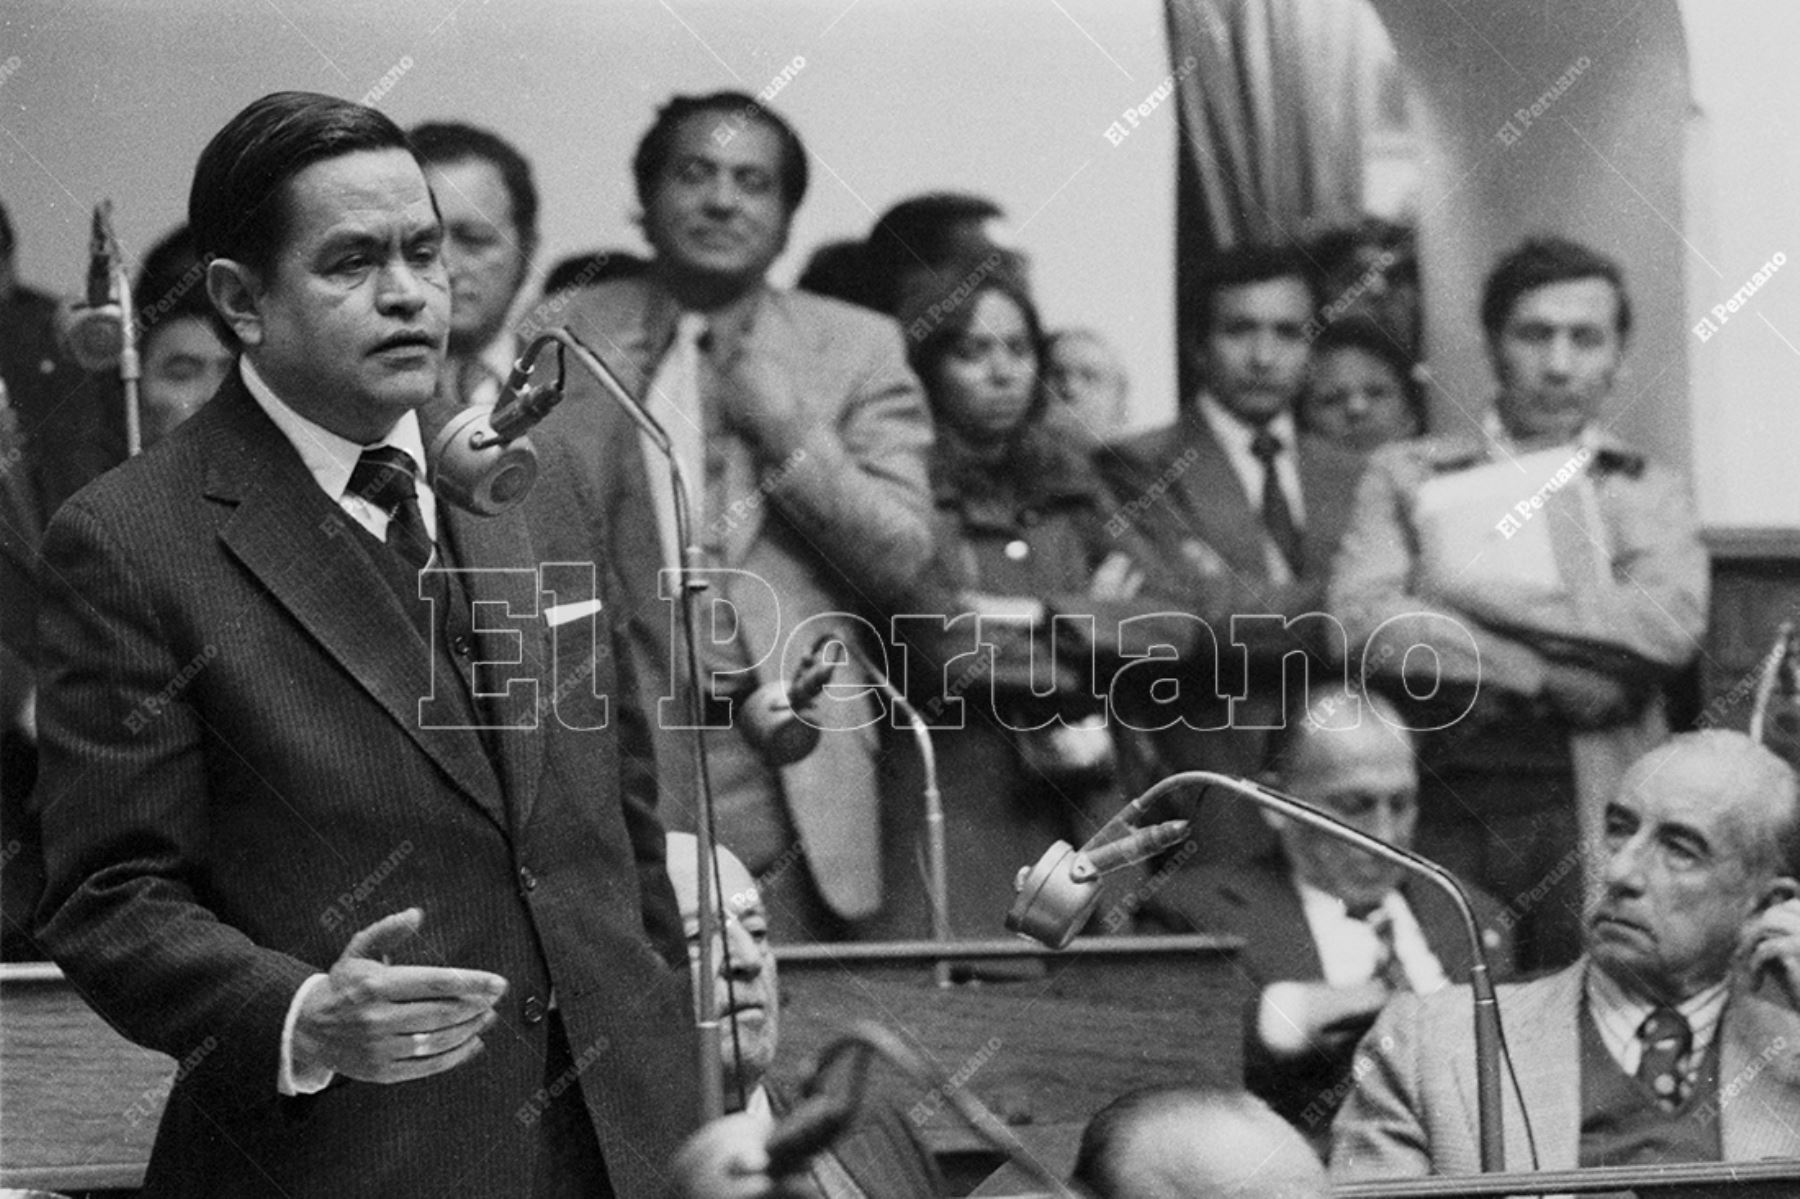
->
[[0, 83, 1795, 1197]]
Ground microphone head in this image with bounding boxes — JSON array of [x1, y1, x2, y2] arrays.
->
[[427, 407, 539, 516], [740, 680, 823, 767], [1005, 840, 1101, 950], [60, 301, 125, 371]]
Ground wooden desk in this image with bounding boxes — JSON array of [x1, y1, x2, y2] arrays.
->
[[1, 933, 1246, 1194], [0, 963, 172, 1193]]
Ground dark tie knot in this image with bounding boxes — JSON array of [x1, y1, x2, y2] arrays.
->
[[1250, 428, 1285, 464], [348, 446, 420, 516], [1639, 1006, 1692, 1054]]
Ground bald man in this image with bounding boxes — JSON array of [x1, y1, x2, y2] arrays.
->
[[1138, 690, 1513, 1149], [1070, 1086, 1327, 1199], [1333, 730, 1800, 1176], [665, 833, 942, 1198]]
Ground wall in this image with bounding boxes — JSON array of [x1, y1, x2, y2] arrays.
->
[[0, 0, 1179, 426], [1372, 0, 1692, 476], [1678, 0, 1800, 529]]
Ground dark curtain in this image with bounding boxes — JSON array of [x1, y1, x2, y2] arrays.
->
[[1166, 0, 1378, 396]]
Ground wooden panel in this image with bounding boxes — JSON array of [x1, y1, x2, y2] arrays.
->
[[1, 966, 171, 1192], [769, 935, 1249, 1166]]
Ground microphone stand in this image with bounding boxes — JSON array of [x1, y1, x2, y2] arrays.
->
[[537, 327, 729, 1120], [1141, 772, 1509, 1173], [851, 648, 952, 986]]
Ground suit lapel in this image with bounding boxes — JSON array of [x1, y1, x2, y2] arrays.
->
[[206, 382, 508, 831], [1170, 408, 1270, 576], [1452, 962, 1583, 1169]]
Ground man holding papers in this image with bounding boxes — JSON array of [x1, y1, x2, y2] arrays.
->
[[1328, 237, 1708, 971]]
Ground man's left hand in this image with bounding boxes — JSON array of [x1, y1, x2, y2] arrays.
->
[[717, 346, 806, 462], [1742, 896, 1800, 1008], [668, 1112, 818, 1199]]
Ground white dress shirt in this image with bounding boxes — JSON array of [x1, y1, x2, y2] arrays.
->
[[1295, 881, 1449, 995], [1585, 962, 1728, 1078]]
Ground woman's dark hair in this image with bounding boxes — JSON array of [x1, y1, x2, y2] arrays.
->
[[1308, 315, 1427, 436], [901, 258, 1046, 432], [189, 91, 412, 279]]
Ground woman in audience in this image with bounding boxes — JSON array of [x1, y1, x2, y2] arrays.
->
[[1299, 316, 1425, 453], [869, 260, 1170, 942]]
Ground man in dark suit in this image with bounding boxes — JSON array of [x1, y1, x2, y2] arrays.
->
[[29, 91, 695, 1197], [547, 92, 934, 941], [410, 120, 539, 407], [1101, 243, 1365, 862], [1139, 689, 1514, 1152]]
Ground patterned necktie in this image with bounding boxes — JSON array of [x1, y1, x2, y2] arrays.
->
[[642, 312, 709, 571], [1361, 905, 1409, 991], [348, 446, 434, 572], [1249, 427, 1303, 575], [1636, 1006, 1693, 1110]]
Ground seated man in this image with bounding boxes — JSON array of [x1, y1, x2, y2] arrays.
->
[[1138, 689, 1514, 1150], [666, 832, 943, 1198], [1331, 730, 1800, 1177], [1069, 1086, 1327, 1199]]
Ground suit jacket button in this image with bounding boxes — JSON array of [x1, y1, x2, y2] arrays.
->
[[519, 866, 538, 892], [522, 995, 547, 1024]]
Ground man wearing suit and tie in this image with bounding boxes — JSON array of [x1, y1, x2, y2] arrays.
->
[[1102, 244, 1365, 861], [550, 92, 934, 941], [30, 92, 695, 1196], [1139, 688, 1514, 1153], [1332, 731, 1800, 1177]]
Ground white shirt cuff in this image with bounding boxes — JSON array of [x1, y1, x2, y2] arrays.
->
[[278, 973, 336, 1096]]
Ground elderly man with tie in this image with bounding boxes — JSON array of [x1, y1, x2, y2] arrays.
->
[[1332, 731, 1800, 1176]]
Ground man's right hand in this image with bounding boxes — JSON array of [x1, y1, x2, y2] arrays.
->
[[292, 908, 508, 1084]]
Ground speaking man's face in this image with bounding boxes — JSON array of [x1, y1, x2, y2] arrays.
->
[[240, 148, 449, 443]]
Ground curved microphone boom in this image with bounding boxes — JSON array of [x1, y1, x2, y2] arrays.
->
[[1008, 770, 1517, 1174]]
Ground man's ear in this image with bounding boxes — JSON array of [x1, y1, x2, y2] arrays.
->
[[206, 259, 265, 349]]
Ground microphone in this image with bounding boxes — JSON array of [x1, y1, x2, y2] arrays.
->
[[1005, 797, 1190, 950], [60, 202, 126, 371], [427, 332, 566, 515], [1008, 771, 1514, 1174], [738, 634, 837, 767]]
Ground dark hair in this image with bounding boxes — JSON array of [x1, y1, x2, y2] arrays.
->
[[540, 248, 648, 297], [1480, 235, 1631, 342], [1192, 241, 1317, 338], [0, 197, 13, 259], [1309, 315, 1427, 436], [409, 120, 540, 253], [796, 238, 876, 310], [632, 91, 808, 213], [189, 91, 413, 279], [134, 224, 233, 349], [864, 192, 1017, 315]]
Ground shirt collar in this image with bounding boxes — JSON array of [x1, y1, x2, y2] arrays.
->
[[238, 357, 430, 508], [1585, 960, 1730, 1057], [1197, 391, 1299, 459]]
